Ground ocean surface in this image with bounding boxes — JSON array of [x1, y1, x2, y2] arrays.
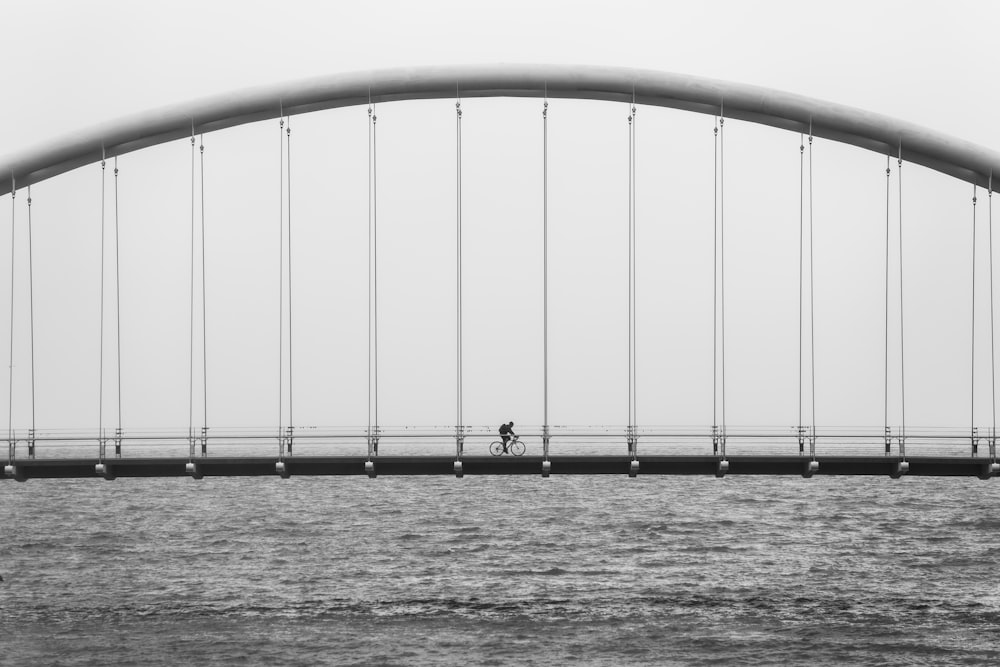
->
[[2, 473, 999, 665]]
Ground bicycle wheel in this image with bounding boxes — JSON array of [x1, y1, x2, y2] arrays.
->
[[510, 441, 525, 456], [489, 441, 505, 456]]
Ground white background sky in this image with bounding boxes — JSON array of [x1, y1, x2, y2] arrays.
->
[[1, 0, 999, 439]]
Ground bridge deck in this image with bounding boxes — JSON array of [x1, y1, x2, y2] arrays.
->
[[3, 455, 997, 480]]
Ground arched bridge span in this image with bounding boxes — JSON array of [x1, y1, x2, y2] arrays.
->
[[2, 64, 999, 196], [4, 64, 1000, 481]]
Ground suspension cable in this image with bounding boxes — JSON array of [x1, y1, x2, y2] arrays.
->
[[990, 177, 996, 442], [368, 103, 372, 443], [972, 183, 978, 440], [277, 114, 285, 443], [799, 134, 804, 438], [713, 119, 718, 438], [628, 106, 632, 435], [368, 101, 379, 442], [287, 116, 293, 436], [898, 145, 906, 445], [720, 114, 727, 436], [456, 98, 463, 439], [542, 96, 549, 443], [632, 100, 638, 433], [114, 157, 122, 438], [373, 107, 379, 435], [27, 186, 35, 445], [7, 180, 15, 444], [99, 153, 106, 440], [189, 131, 196, 442], [809, 130, 816, 443], [628, 100, 636, 436], [200, 136, 208, 437], [884, 154, 891, 448]]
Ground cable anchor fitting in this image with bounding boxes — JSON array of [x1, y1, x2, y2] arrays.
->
[[365, 428, 380, 478]]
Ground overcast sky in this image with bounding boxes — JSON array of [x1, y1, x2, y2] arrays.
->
[[1, 1, 998, 443]]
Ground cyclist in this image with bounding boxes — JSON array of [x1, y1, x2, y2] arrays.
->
[[498, 421, 516, 454]]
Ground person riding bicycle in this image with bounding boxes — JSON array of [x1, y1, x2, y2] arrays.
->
[[498, 421, 516, 454]]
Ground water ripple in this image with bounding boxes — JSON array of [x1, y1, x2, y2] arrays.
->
[[3, 476, 1000, 665]]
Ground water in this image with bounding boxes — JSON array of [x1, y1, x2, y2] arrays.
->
[[2, 474, 999, 665]]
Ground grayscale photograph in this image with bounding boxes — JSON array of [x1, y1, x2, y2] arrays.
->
[[1, 1, 998, 664]]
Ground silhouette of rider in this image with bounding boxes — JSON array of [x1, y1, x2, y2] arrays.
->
[[498, 421, 516, 454]]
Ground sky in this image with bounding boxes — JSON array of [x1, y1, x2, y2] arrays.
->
[[1, 0, 998, 444]]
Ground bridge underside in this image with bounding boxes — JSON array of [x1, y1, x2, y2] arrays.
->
[[3, 455, 996, 480]]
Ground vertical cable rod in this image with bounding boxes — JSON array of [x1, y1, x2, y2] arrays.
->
[[719, 115, 727, 443], [628, 107, 632, 441], [627, 101, 636, 441], [884, 154, 891, 452], [808, 131, 816, 449], [990, 179, 996, 446], [712, 119, 718, 450], [99, 154, 106, 446], [898, 145, 906, 450], [972, 183, 978, 444], [367, 104, 372, 447], [456, 99, 463, 446], [189, 132, 196, 445], [798, 135, 805, 448], [200, 136, 208, 442], [542, 97, 549, 453], [632, 100, 638, 435], [114, 158, 122, 443], [367, 101, 379, 454], [287, 116, 293, 443], [373, 107, 379, 438], [27, 186, 35, 454], [277, 115, 285, 452], [7, 181, 15, 445]]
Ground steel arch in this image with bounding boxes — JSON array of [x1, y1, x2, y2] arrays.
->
[[2, 63, 998, 196]]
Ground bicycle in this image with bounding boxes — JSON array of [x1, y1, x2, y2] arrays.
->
[[489, 436, 525, 456]]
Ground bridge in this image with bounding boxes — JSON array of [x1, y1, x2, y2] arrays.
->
[[3, 64, 1000, 481]]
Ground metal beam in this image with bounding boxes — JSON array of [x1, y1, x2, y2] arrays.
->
[[2, 64, 999, 196], [3, 455, 996, 479]]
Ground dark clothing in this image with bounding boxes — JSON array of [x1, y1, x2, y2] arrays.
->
[[499, 424, 514, 449]]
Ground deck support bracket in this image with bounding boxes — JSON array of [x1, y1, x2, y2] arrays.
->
[[979, 461, 1000, 480]]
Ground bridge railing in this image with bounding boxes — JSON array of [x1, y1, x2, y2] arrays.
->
[[5, 424, 997, 462]]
